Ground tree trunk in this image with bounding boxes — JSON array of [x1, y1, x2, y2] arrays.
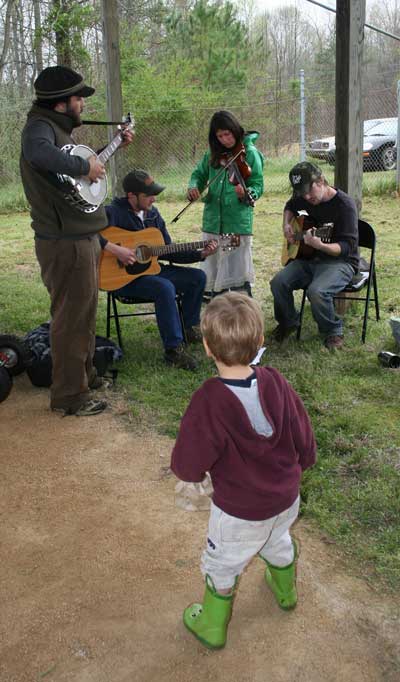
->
[[53, 0, 72, 66], [0, 0, 17, 82], [33, 0, 44, 75]]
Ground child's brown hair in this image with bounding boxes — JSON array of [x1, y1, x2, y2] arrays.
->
[[200, 292, 264, 366]]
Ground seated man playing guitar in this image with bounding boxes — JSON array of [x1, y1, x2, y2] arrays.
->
[[101, 169, 218, 370], [270, 162, 359, 350]]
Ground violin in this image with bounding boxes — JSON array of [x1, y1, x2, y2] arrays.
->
[[220, 143, 255, 207], [171, 145, 247, 223]]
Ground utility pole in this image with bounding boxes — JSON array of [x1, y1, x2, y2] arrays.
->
[[101, 0, 124, 196], [299, 69, 306, 162], [397, 80, 400, 193], [335, 0, 366, 212]]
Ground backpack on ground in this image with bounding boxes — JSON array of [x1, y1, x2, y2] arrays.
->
[[24, 323, 122, 388]]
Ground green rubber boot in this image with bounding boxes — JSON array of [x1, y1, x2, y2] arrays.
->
[[261, 541, 298, 611], [183, 576, 234, 650]]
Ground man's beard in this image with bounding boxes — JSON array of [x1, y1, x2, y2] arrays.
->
[[66, 103, 82, 126]]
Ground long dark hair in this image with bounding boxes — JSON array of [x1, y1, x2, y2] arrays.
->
[[208, 110, 245, 167]]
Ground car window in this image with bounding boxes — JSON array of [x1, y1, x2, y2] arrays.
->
[[363, 119, 381, 133], [364, 119, 397, 137]]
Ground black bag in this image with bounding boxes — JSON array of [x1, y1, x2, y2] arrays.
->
[[24, 323, 122, 388]]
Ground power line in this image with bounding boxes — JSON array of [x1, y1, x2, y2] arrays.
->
[[305, 0, 400, 42]]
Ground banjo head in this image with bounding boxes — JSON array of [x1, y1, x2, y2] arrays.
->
[[70, 145, 107, 206]]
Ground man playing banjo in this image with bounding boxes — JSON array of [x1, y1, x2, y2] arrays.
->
[[20, 65, 133, 416]]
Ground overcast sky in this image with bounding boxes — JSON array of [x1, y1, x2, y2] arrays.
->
[[254, 0, 334, 24]]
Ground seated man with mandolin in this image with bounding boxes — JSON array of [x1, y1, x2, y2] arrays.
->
[[101, 169, 218, 370], [270, 162, 359, 350]]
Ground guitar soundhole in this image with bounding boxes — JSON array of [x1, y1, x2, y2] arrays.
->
[[125, 262, 151, 275], [135, 245, 152, 263]]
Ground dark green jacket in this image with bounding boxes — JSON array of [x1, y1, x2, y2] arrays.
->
[[20, 106, 107, 238], [188, 132, 264, 235]]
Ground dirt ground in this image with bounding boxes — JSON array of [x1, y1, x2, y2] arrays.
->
[[1, 376, 399, 682]]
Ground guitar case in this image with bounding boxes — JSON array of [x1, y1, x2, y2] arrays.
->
[[24, 323, 122, 388]]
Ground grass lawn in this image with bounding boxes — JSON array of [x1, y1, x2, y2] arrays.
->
[[0, 193, 399, 590]]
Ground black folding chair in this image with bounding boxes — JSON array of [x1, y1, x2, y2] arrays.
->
[[106, 291, 187, 351], [296, 219, 380, 343]]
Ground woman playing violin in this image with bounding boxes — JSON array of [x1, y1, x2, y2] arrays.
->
[[187, 110, 264, 297]]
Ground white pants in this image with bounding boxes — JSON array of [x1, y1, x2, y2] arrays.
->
[[201, 497, 300, 590]]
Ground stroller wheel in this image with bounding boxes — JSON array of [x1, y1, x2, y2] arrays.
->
[[0, 334, 32, 376]]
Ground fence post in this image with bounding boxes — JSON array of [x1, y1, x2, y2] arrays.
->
[[300, 69, 306, 161], [397, 79, 400, 192]]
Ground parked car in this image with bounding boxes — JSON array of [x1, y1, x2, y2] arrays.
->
[[307, 117, 398, 171]]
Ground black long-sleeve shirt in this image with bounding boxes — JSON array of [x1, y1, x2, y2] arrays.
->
[[21, 119, 90, 177], [285, 189, 359, 271]]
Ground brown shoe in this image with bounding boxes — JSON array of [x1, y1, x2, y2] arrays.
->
[[271, 324, 298, 342], [185, 325, 203, 344], [165, 344, 198, 371], [52, 398, 108, 416], [324, 335, 344, 350]]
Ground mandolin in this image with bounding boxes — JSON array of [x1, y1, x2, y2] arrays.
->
[[99, 226, 240, 291], [281, 215, 333, 266]]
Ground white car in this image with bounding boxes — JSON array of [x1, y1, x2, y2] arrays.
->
[[307, 118, 397, 170]]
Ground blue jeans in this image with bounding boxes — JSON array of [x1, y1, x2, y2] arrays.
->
[[270, 259, 354, 338], [115, 264, 206, 349]]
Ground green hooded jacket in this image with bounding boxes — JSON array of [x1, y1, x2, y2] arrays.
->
[[188, 131, 264, 236]]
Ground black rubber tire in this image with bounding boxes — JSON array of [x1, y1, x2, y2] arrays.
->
[[380, 145, 396, 172], [0, 334, 32, 376], [0, 366, 12, 403]]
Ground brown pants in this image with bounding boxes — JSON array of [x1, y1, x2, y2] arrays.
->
[[35, 236, 101, 411]]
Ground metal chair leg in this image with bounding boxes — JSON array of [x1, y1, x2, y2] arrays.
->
[[296, 290, 307, 340], [111, 294, 124, 350], [176, 295, 187, 344]]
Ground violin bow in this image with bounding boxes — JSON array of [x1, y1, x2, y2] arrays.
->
[[170, 147, 245, 224]]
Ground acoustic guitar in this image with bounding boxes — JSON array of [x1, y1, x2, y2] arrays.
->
[[281, 216, 333, 266], [99, 226, 240, 291]]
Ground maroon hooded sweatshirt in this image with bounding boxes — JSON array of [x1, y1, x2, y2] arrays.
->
[[171, 366, 316, 521]]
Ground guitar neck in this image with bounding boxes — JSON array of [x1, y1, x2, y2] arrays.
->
[[98, 133, 123, 165], [295, 228, 325, 242], [151, 240, 207, 257]]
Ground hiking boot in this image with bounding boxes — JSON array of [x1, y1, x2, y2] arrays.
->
[[165, 344, 198, 371], [89, 376, 106, 389], [271, 324, 298, 343], [52, 398, 108, 417], [73, 399, 108, 416], [324, 335, 344, 350], [185, 325, 203, 344], [202, 290, 213, 304], [89, 376, 113, 390]]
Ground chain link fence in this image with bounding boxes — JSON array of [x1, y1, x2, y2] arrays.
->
[[0, 71, 398, 211]]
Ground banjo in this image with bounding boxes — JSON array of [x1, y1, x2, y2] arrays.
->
[[56, 112, 134, 214]]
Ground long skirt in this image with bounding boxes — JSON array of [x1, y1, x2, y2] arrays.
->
[[200, 233, 254, 293]]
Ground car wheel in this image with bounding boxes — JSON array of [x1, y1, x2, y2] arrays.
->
[[0, 334, 32, 376], [380, 145, 396, 171], [0, 366, 12, 403]]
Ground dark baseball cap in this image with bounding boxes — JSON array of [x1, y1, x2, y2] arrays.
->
[[34, 66, 95, 100], [289, 162, 322, 197], [122, 169, 165, 196]]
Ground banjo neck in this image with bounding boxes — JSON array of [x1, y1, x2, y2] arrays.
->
[[98, 132, 125, 165], [97, 112, 133, 165]]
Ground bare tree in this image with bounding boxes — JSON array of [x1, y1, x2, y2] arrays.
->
[[0, 0, 18, 81], [33, 0, 44, 74]]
